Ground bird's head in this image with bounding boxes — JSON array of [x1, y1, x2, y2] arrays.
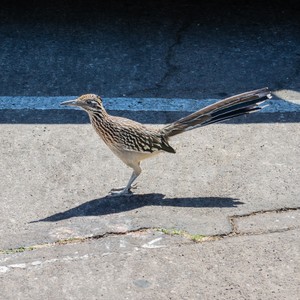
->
[[61, 94, 104, 112]]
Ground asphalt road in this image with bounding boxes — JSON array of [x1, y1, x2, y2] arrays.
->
[[0, 0, 300, 99]]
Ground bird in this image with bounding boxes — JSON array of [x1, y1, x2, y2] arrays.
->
[[61, 87, 271, 196]]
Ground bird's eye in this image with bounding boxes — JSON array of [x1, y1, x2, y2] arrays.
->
[[87, 100, 97, 106]]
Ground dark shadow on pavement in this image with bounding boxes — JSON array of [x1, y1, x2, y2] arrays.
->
[[31, 193, 243, 223]]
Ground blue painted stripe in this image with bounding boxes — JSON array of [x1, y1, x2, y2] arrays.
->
[[0, 97, 299, 113]]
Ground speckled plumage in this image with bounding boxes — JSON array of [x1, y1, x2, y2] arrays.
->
[[61, 88, 271, 195], [91, 114, 176, 154]]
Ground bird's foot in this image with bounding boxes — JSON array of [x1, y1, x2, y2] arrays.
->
[[110, 183, 138, 193], [109, 183, 138, 196], [109, 189, 132, 197]]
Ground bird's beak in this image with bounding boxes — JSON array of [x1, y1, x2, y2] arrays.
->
[[60, 99, 79, 107]]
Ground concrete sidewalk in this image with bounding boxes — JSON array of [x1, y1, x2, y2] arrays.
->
[[0, 110, 299, 299]]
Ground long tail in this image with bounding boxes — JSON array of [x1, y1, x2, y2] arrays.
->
[[162, 87, 272, 137]]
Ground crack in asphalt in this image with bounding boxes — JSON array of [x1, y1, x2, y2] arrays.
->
[[154, 21, 191, 91], [125, 21, 191, 97]]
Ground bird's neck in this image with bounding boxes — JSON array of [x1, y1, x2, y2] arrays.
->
[[89, 108, 110, 132], [89, 108, 117, 146], [89, 104, 108, 119]]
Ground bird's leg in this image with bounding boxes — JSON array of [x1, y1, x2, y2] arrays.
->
[[109, 163, 141, 196], [109, 171, 139, 195]]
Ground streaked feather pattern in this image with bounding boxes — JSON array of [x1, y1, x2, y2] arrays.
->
[[162, 87, 271, 137]]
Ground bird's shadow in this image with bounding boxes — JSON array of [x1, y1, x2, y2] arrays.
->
[[31, 193, 244, 223]]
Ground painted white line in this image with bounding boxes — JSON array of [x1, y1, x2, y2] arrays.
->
[[0, 97, 299, 112]]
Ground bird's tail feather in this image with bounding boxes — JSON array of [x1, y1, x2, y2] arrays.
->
[[162, 87, 272, 137]]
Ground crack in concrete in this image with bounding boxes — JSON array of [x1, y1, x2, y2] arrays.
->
[[0, 227, 152, 255], [1, 207, 299, 255], [159, 207, 300, 242], [231, 206, 300, 220], [228, 206, 300, 236]]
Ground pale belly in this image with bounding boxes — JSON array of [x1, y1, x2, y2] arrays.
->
[[108, 145, 162, 167]]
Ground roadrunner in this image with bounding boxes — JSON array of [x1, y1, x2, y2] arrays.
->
[[61, 87, 271, 195]]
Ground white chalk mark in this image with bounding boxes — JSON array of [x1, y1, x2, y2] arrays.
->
[[0, 266, 9, 273], [142, 237, 165, 249], [120, 239, 126, 248], [9, 263, 26, 269]]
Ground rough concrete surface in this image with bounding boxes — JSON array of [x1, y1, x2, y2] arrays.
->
[[0, 118, 299, 299], [1, 122, 299, 249], [0, 229, 299, 299]]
